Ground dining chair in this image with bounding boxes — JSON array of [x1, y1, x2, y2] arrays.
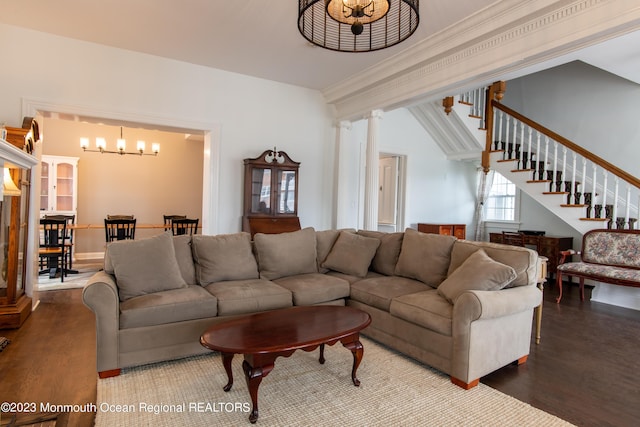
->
[[43, 214, 76, 272], [171, 218, 199, 236], [107, 214, 135, 220], [104, 218, 137, 242], [501, 231, 526, 247], [39, 218, 69, 282], [163, 215, 186, 231]]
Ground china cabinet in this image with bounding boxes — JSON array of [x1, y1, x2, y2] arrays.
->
[[242, 148, 300, 236], [40, 155, 78, 217], [0, 119, 39, 329]]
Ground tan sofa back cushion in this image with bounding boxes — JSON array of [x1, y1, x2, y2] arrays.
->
[[357, 230, 404, 276], [447, 240, 537, 287], [192, 232, 259, 285], [394, 228, 456, 286], [322, 231, 380, 277], [254, 227, 318, 280], [106, 232, 187, 302]]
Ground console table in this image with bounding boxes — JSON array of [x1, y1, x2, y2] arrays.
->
[[418, 223, 466, 240], [489, 233, 573, 276]]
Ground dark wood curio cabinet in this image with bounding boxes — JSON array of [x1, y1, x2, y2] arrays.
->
[[242, 148, 300, 236]]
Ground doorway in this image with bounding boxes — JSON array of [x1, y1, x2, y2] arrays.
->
[[378, 153, 406, 232]]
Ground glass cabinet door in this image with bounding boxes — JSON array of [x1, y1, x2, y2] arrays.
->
[[55, 162, 74, 211], [40, 160, 49, 211], [277, 170, 297, 214], [250, 168, 272, 214]]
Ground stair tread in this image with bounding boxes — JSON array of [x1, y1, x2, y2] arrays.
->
[[561, 204, 588, 208], [458, 100, 473, 106], [580, 218, 609, 222], [497, 159, 518, 163], [526, 180, 552, 183], [543, 191, 569, 195], [512, 169, 535, 173]]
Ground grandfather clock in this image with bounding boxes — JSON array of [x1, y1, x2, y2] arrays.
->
[[0, 118, 38, 329], [242, 148, 301, 237]]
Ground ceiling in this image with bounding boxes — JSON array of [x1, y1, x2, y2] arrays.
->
[[0, 0, 637, 96]]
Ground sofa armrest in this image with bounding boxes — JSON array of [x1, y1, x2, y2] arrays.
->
[[454, 285, 542, 324], [82, 271, 120, 373]]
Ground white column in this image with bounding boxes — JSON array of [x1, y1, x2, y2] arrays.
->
[[334, 120, 352, 229], [364, 110, 383, 230]]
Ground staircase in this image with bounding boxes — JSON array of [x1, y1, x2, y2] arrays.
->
[[450, 83, 640, 235]]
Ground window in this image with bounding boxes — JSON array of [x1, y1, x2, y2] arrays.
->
[[485, 172, 517, 221]]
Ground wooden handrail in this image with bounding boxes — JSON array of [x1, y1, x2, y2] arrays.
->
[[490, 100, 640, 190]]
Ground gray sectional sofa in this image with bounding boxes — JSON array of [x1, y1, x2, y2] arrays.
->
[[82, 226, 541, 389]]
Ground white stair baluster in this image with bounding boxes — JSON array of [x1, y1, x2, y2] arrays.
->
[[543, 135, 549, 181], [602, 171, 608, 219], [497, 111, 503, 152], [561, 146, 567, 193], [581, 158, 587, 205], [625, 185, 631, 229], [571, 152, 577, 204], [613, 177, 619, 228], [591, 164, 597, 218], [553, 141, 558, 192], [519, 122, 525, 169]]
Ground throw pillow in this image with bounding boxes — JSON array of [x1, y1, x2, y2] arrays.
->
[[394, 228, 456, 286], [254, 227, 318, 280], [322, 231, 380, 277], [357, 230, 404, 276], [437, 249, 517, 303], [191, 232, 259, 285], [172, 235, 196, 286], [107, 232, 187, 302], [316, 229, 341, 273]]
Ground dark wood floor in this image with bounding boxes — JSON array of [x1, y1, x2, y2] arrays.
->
[[1, 282, 639, 427]]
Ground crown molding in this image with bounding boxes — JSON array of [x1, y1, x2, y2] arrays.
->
[[324, 0, 640, 120]]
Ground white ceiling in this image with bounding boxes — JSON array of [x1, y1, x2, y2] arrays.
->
[[0, 0, 637, 94]]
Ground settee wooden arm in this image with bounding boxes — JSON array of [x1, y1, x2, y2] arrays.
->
[[558, 249, 578, 265]]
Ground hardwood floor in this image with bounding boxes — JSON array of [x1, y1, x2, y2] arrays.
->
[[1, 282, 639, 426]]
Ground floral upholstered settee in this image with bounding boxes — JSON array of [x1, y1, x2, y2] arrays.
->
[[556, 229, 640, 302]]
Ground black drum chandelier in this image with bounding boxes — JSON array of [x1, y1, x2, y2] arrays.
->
[[298, 0, 420, 53]]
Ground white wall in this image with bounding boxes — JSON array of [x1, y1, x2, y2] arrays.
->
[[0, 23, 335, 235], [342, 108, 477, 234], [502, 61, 640, 249]]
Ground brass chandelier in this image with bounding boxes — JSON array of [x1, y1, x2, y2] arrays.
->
[[298, 0, 419, 52], [80, 127, 159, 156]]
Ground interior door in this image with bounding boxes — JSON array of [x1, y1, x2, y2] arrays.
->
[[378, 156, 398, 226]]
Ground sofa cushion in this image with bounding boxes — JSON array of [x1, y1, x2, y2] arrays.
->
[[326, 270, 383, 284], [192, 232, 259, 286], [204, 279, 292, 316], [254, 227, 318, 280], [107, 232, 187, 302], [350, 275, 433, 312], [357, 230, 404, 276], [316, 229, 341, 273], [438, 249, 517, 303], [119, 285, 217, 329], [390, 289, 453, 336], [322, 231, 380, 277], [273, 273, 350, 305], [447, 240, 536, 288], [172, 235, 196, 286], [394, 228, 456, 286]]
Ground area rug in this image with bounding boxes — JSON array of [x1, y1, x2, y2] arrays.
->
[[96, 337, 573, 426], [37, 263, 102, 291]]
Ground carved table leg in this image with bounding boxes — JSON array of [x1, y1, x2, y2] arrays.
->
[[243, 355, 276, 424], [319, 343, 325, 364], [342, 335, 364, 386], [221, 352, 234, 392]]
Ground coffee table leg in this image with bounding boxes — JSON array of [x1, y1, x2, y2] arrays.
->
[[342, 338, 364, 386], [221, 352, 234, 392], [242, 357, 275, 424], [319, 343, 325, 364]]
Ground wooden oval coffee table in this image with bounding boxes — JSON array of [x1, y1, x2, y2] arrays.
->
[[200, 305, 371, 423]]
